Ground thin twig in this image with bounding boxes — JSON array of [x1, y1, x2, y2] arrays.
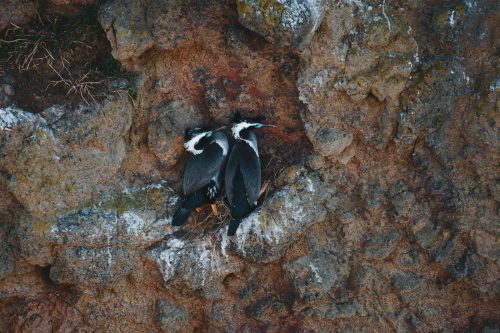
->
[[47, 56, 104, 104]]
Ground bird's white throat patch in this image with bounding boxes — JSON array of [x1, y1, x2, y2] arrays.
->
[[231, 121, 255, 140], [184, 132, 206, 155], [215, 138, 229, 156], [231, 121, 259, 156]]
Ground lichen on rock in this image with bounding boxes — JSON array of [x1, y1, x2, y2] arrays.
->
[[3, 94, 133, 218], [148, 236, 242, 300], [236, 0, 327, 48], [98, 0, 154, 62], [220, 166, 329, 263], [13, 180, 178, 278]]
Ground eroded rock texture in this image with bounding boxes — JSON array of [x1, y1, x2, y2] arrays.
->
[[0, 0, 499, 332], [0, 0, 38, 33]]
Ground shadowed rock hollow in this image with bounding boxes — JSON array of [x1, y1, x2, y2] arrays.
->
[[0, 0, 499, 332]]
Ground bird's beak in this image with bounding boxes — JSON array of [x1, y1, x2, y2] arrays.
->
[[261, 124, 276, 128], [214, 126, 226, 131]]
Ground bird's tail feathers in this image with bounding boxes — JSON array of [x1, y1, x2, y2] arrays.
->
[[171, 207, 191, 226], [227, 218, 241, 236], [171, 191, 208, 226]]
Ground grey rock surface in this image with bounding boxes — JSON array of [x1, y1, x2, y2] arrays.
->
[[220, 167, 329, 263], [236, 0, 327, 48], [148, 99, 203, 168], [0, 225, 15, 280], [98, 0, 154, 61], [156, 298, 188, 333], [3, 95, 133, 219], [148, 236, 242, 300], [14, 180, 178, 268], [309, 127, 353, 157], [146, 0, 191, 51], [363, 229, 401, 260], [297, 0, 417, 154], [50, 246, 139, 287], [395, 59, 469, 156], [308, 300, 364, 320], [284, 248, 349, 301], [0, 83, 15, 107], [0, 0, 37, 33], [391, 271, 425, 291], [474, 230, 500, 263], [410, 216, 441, 250]]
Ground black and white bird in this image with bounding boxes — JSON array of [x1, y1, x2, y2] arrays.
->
[[172, 126, 229, 226], [225, 118, 275, 236]]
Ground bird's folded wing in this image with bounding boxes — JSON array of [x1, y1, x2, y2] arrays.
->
[[225, 142, 261, 207], [183, 143, 226, 195]]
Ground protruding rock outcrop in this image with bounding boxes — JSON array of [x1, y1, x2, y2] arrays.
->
[[13, 180, 178, 285], [220, 166, 329, 263], [98, 0, 154, 62], [235, 0, 327, 48], [2, 94, 133, 218]]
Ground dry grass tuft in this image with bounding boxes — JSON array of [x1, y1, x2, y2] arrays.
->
[[179, 200, 232, 241], [0, 21, 105, 104], [0, 7, 135, 110], [47, 56, 104, 104], [2, 27, 49, 71]]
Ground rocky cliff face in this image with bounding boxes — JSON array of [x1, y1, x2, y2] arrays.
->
[[0, 0, 499, 332]]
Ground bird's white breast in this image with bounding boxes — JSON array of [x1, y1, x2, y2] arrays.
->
[[232, 121, 259, 156], [215, 138, 229, 156], [231, 121, 252, 139], [244, 138, 259, 156], [184, 132, 205, 155]]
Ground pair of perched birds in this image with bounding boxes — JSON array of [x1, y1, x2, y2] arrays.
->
[[171, 117, 275, 236]]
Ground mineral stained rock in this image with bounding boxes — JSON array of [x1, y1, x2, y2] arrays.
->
[[1, 0, 499, 331], [156, 298, 188, 333], [2, 94, 133, 218], [98, 0, 154, 62]]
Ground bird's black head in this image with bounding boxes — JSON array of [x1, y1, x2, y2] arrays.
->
[[184, 126, 225, 154], [231, 113, 265, 125], [230, 115, 275, 139], [185, 127, 209, 141]]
